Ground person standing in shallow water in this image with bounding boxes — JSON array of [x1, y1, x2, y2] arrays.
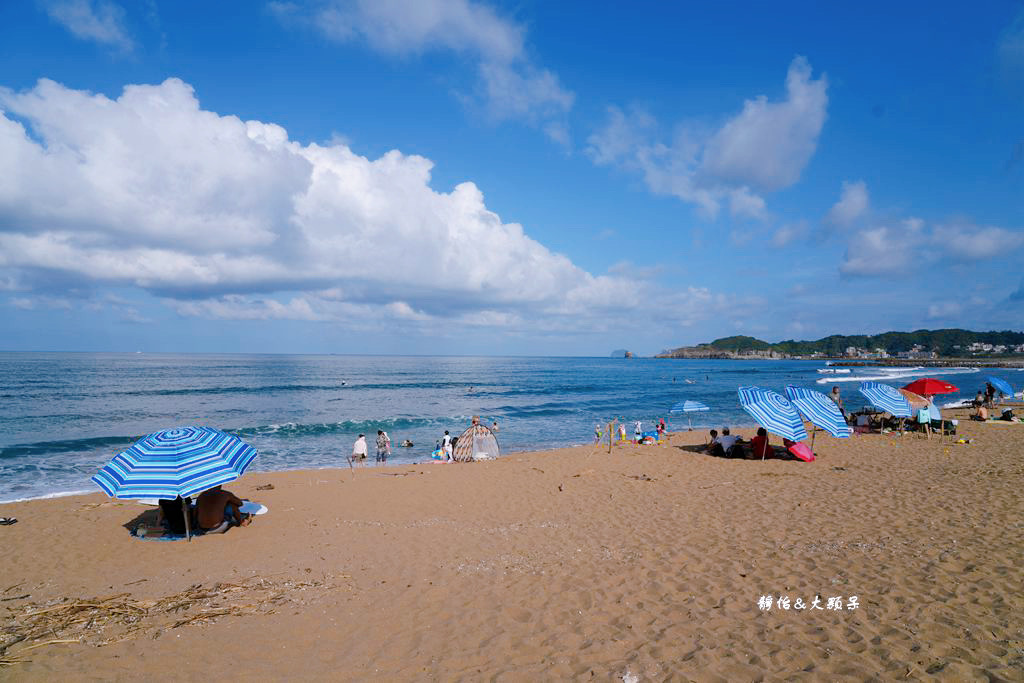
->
[[349, 434, 368, 467], [376, 429, 390, 463], [442, 430, 453, 462]]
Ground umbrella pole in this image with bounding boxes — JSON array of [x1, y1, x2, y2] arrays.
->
[[182, 497, 192, 542], [688, 415, 692, 431], [811, 427, 816, 451]]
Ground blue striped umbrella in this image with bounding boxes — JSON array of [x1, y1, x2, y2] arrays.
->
[[785, 386, 851, 439], [985, 376, 1014, 398], [858, 382, 913, 418], [670, 399, 711, 430], [92, 426, 258, 501], [670, 400, 710, 413], [738, 386, 808, 442]]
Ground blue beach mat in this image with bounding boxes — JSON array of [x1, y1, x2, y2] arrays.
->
[[131, 527, 205, 541]]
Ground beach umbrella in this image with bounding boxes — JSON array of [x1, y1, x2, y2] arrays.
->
[[92, 426, 259, 539], [858, 382, 913, 418], [669, 399, 710, 430], [897, 388, 930, 411], [784, 386, 851, 447], [985, 376, 1014, 399], [738, 386, 808, 445], [902, 378, 959, 397]]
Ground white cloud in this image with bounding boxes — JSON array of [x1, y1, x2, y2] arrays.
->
[[728, 187, 767, 220], [700, 57, 828, 192], [772, 220, 810, 247], [0, 77, 651, 332], [8, 295, 72, 311], [586, 106, 719, 216], [477, 62, 574, 143], [273, 0, 572, 142], [41, 0, 133, 51], [839, 218, 1023, 276], [586, 57, 827, 218], [171, 295, 325, 321], [275, 0, 523, 61], [825, 180, 869, 228], [931, 223, 1024, 261], [926, 301, 962, 319]]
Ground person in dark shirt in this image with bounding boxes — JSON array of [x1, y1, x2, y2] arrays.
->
[[156, 496, 189, 534]]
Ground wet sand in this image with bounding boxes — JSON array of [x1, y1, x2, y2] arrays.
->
[[2, 409, 1023, 680]]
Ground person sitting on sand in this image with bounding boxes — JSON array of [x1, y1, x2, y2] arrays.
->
[[749, 427, 772, 459], [972, 404, 989, 421], [156, 496, 191, 534], [705, 429, 719, 454], [196, 486, 250, 534], [717, 427, 739, 457]]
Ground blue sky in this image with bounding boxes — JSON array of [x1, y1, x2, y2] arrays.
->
[[1, 1, 1022, 355]]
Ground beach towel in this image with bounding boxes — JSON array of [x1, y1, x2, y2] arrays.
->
[[131, 526, 205, 541]]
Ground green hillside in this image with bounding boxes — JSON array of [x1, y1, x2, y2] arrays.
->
[[670, 329, 1024, 357]]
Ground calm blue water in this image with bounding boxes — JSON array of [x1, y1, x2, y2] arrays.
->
[[0, 353, 1014, 502]]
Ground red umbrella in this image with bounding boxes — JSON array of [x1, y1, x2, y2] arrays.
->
[[902, 378, 959, 396]]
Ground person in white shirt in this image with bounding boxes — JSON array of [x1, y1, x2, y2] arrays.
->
[[349, 434, 368, 466], [441, 430, 453, 462]]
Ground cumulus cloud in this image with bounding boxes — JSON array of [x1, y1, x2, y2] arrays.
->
[[586, 57, 827, 218], [272, 0, 573, 143], [839, 218, 1023, 276], [0, 77, 655, 332], [41, 0, 133, 51], [825, 180, 869, 228], [700, 57, 828, 192]]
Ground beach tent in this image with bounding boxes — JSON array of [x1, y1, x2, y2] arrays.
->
[[452, 424, 500, 462]]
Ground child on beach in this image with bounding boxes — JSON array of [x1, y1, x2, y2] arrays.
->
[[618, 422, 627, 442], [442, 431, 453, 461], [594, 423, 603, 444]]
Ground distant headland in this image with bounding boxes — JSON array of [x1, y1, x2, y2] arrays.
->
[[655, 329, 1024, 366]]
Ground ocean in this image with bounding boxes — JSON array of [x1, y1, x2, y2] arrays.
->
[[0, 352, 1013, 502]]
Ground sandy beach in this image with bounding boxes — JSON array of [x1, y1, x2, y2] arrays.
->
[[2, 409, 1023, 681]]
